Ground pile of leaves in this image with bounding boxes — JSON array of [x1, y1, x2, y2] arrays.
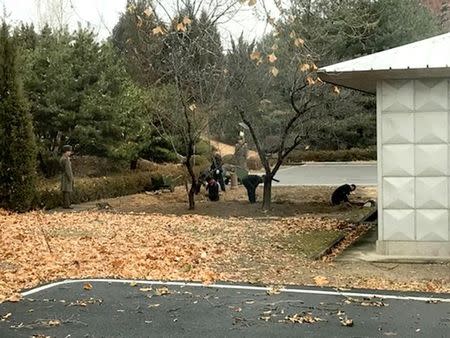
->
[[1, 209, 449, 302]]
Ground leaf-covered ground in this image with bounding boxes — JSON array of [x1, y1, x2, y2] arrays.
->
[[1, 186, 449, 302]]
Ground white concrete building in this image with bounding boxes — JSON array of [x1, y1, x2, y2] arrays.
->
[[319, 32, 450, 258]]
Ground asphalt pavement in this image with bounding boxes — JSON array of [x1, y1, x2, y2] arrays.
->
[[267, 163, 377, 186], [1, 279, 449, 338]]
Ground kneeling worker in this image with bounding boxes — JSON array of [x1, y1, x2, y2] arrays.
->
[[331, 183, 356, 206], [206, 177, 220, 201]]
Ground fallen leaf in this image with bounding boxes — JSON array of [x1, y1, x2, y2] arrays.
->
[[333, 86, 341, 95], [340, 317, 353, 327], [248, 0, 257, 6], [155, 287, 170, 296], [48, 319, 61, 326], [267, 286, 282, 295], [83, 283, 93, 290], [286, 313, 323, 324], [1, 312, 11, 321], [130, 282, 138, 287], [260, 315, 271, 321], [313, 276, 329, 286], [148, 303, 160, 308], [6, 294, 22, 303], [189, 103, 197, 111], [139, 287, 152, 292]]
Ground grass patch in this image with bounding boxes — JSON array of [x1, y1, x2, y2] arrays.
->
[[281, 230, 343, 259]]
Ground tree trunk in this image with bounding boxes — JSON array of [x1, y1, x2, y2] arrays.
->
[[188, 181, 196, 210], [262, 173, 272, 210], [185, 155, 197, 210]]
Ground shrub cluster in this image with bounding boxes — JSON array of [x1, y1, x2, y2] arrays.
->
[[38, 169, 184, 209], [285, 148, 376, 163]]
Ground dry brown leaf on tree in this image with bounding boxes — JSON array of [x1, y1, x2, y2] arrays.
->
[[176, 22, 186, 32], [152, 26, 165, 35], [268, 53, 278, 63], [182, 16, 192, 25], [294, 38, 305, 47], [271, 67, 279, 77], [250, 50, 261, 61], [299, 63, 310, 72], [143, 8, 153, 17]]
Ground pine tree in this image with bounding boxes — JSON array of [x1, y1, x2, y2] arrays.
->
[[0, 22, 37, 211]]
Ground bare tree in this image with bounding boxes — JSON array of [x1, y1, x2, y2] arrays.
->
[[119, 0, 242, 209], [35, 0, 72, 30], [228, 0, 330, 210]]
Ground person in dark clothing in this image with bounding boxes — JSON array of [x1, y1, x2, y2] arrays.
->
[[206, 177, 220, 201], [331, 184, 356, 206], [211, 152, 226, 192], [196, 169, 211, 195], [60, 145, 74, 209], [242, 175, 264, 203]]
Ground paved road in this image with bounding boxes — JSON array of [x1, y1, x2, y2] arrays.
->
[[268, 163, 377, 186], [1, 280, 449, 337]]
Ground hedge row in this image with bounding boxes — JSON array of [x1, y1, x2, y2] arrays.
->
[[38, 170, 183, 209], [285, 148, 377, 163]]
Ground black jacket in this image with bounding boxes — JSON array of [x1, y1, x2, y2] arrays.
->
[[331, 184, 352, 205]]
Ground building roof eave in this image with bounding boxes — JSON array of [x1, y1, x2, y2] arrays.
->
[[318, 67, 450, 94]]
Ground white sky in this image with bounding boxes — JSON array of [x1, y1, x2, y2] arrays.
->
[[0, 0, 276, 48]]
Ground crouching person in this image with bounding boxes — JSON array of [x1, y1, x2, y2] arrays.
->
[[206, 177, 220, 201], [242, 175, 264, 204], [331, 184, 356, 206]]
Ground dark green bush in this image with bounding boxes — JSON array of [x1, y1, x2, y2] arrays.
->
[[285, 148, 376, 163], [37, 152, 61, 178], [195, 140, 213, 156], [37, 171, 182, 209], [0, 23, 37, 212], [140, 145, 178, 163], [222, 154, 235, 164]]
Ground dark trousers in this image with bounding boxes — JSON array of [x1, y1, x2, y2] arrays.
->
[[213, 172, 226, 192], [63, 191, 71, 208], [243, 183, 257, 203]]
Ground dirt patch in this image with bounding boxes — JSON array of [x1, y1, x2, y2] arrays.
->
[[210, 139, 258, 158], [99, 185, 376, 222]]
